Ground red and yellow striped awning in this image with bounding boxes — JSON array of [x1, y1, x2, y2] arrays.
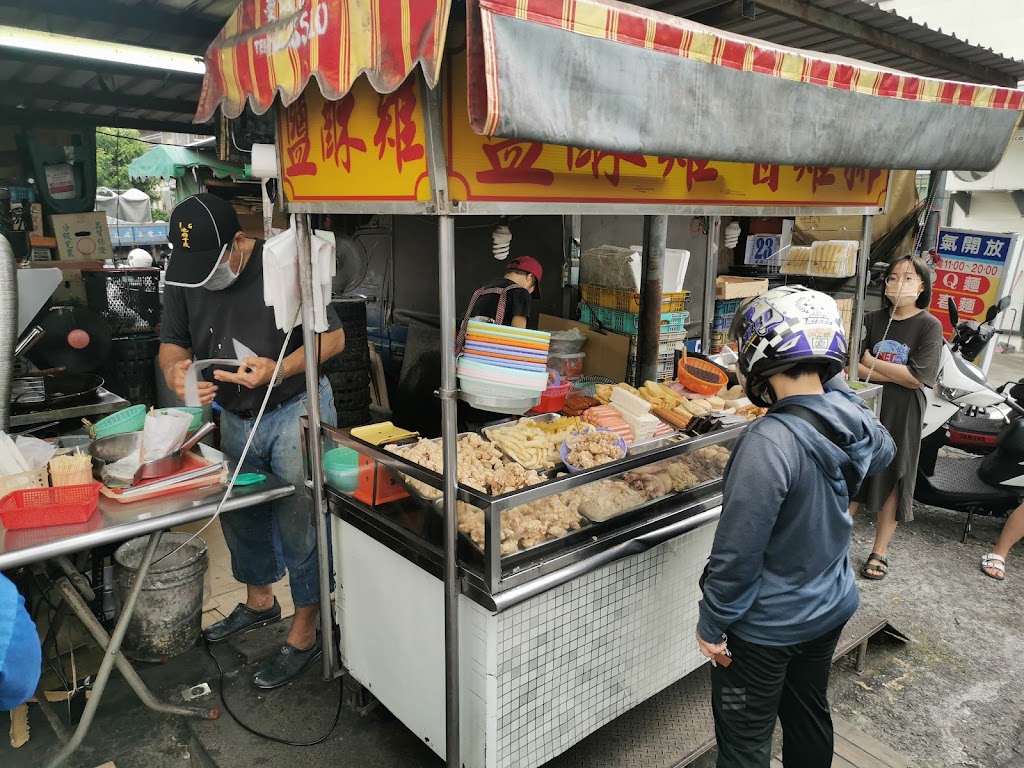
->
[[195, 0, 451, 122], [466, 0, 1024, 170]]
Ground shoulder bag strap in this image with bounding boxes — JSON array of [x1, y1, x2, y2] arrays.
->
[[773, 402, 860, 498]]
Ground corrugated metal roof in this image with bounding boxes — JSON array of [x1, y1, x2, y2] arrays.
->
[[636, 0, 1024, 86], [1, 0, 1023, 134], [0, 0, 232, 134]]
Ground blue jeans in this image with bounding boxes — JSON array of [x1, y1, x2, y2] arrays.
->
[[218, 377, 337, 608]]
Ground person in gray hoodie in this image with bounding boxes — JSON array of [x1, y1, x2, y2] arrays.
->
[[697, 286, 895, 768]]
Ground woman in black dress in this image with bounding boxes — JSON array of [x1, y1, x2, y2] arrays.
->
[[852, 255, 943, 579]]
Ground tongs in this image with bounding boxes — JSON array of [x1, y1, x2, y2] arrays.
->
[[132, 421, 216, 486]]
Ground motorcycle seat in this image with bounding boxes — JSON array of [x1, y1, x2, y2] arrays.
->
[[925, 455, 1020, 505]]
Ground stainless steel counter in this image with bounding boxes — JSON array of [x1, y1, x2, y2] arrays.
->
[[9, 388, 131, 428], [0, 445, 295, 570]]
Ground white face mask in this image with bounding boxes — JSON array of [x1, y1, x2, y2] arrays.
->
[[203, 246, 241, 291]]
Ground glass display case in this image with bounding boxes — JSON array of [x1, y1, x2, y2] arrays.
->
[[319, 422, 744, 607]]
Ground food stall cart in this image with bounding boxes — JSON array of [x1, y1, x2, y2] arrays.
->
[[194, 1, 1024, 766]]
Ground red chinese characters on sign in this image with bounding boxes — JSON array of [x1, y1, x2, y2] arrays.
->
[[657, 158, 720, 191], [752, 164, 780, 193], [843, 168, 884, 193], [373, 81, 425, 173], [284, 100, 317, 178], [476, 140, 555, 186], [321, 95, 366, 172], [793, 166, 836, 193], [567, 147, 648, 187]]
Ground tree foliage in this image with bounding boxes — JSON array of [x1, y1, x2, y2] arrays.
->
[[95, 128, 156, 197]]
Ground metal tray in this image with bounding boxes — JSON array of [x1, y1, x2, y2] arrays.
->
[[482, 413, 589, 471]]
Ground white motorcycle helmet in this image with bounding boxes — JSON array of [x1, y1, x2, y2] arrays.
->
[[127, 248, 154, 267]]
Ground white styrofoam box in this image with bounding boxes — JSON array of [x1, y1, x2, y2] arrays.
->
[[630, 245, 690, 293]]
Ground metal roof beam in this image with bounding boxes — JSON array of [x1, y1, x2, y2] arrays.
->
[[0, 47, 202, 84], [0, 81, 197, 117], [0, 0, 222, 53], [0, 108, 212, 135], [747, 0, 1020, 87]]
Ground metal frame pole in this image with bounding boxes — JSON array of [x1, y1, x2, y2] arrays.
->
[[295, 212, 337, 680], [702, 217, 722, 353], [45, 531, 164, 768], [849, 215, 874, 380], [420, 69, 460, 768], [438, 214, 460, 767], [638, 215, 668, 382]]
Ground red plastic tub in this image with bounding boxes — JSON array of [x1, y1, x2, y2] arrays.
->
[[0, 483, 102, 530]]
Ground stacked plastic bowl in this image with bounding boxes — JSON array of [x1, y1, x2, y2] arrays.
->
[[458, 321, 551, 413]]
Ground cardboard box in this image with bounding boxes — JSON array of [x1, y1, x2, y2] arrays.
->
[[715, 276, 768, 300], [50, 213, 113, 261], [539, 314, 630, 383]]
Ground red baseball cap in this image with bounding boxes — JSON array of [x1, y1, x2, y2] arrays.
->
[[508, 256, 543, 298]]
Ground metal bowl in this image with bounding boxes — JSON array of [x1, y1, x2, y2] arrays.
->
[[89, 431, 144, 479]]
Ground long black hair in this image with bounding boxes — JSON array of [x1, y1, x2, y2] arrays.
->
[[882, 254, 933, 310]]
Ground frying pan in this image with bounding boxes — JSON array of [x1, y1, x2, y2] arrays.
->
[[11, 372, 105, 412]]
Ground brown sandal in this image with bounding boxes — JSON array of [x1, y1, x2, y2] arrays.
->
[[861, 552, 888, 580]]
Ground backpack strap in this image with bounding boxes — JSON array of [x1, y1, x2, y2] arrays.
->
[[773, 402, 860, 498]]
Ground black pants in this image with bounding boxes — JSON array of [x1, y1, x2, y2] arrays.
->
[[710, 622, 846, 768]]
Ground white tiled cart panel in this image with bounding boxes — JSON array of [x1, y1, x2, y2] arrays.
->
[[495, 521, 717, 768]]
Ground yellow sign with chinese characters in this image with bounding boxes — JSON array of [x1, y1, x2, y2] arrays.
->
[[445, 53, 888, 209], [281, 55, 889, 211], [279, 77, 431, 203]]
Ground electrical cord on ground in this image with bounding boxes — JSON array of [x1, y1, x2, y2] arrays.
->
[[204, 639, 344, 746]]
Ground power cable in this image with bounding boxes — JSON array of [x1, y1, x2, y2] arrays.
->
[[204, 639, 344, 747]]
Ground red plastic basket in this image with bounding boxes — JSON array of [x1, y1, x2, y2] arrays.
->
[[0, 483, 102, 530], [528, 371, 572, 414]]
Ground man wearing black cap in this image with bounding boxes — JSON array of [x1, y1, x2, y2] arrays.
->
[[159, 193, 346, 689]]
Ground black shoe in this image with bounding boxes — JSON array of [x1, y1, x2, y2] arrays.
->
[[251, 635, 322, 690], [203, 599, 282, 644]]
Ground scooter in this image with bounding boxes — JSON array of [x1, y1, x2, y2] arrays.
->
[[915, 297, 1024, 541], [941, 295, 1022, 453]]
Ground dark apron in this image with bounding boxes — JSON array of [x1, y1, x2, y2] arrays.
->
[[456, 282, 523, 430], [455, 283, 519, 353]]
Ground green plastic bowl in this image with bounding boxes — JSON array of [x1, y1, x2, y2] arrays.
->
[[92, 405, 147, 440], [323, 447, 359, 492], [161, 407, 205, 432]]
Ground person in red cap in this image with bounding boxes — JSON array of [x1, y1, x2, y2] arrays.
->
[[456, 256, 544, 430], [464, 255, 543, 329]]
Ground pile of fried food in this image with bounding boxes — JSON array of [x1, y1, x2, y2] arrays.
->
[[563, 445, 732, 522], [485, 417, 593, 470], [457, 444, 731, 551], [564, 430, 625, 470], [457, 497, 584, 555], [594, 381, 765, 431], [385, 433, 545, 498]]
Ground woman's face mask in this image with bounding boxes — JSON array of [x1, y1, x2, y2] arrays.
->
[[203, 245, 241, 291], [884, 268, 921, 308]]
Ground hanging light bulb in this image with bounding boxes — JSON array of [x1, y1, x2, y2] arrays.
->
[[723, 221, 741, 249], [492, 218, 512, 260]]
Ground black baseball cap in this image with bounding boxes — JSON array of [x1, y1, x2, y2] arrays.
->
[[165, 193, 241, 287]]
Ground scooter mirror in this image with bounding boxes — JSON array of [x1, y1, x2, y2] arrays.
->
[[987, 295, 1012, 323], [947, 296, 959, 327]]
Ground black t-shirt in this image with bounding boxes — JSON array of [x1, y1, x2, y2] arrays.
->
[[160, 241, 342, 413], [468, 278, 531, 326]]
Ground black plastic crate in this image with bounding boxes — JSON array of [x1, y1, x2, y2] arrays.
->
[[84, 269, 161, 335]]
